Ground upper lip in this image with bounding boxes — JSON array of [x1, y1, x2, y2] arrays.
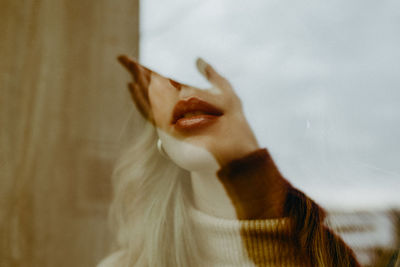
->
[[171, 97, 223, 124]]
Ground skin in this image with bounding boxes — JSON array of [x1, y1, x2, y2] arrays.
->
[[118, 55, 287, 220]]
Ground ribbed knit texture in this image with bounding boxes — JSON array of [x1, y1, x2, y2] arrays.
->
[[189, 204, 305, 267]]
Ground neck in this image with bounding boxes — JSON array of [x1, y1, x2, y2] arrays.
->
[[190, 170, 238, 219]]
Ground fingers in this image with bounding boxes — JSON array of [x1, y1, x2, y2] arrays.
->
[[118, 55, 154, 122], [118, 55, 140, 80], [128, 82, 154, 122], [196, 58, 209, 79], [196, 58, 232, 91], [118, 55, 152, 88]]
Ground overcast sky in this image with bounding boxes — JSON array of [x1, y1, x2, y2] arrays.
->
[[140, 0, 400, 209]]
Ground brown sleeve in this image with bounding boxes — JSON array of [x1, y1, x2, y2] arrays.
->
[[217, 148, 291, 220]]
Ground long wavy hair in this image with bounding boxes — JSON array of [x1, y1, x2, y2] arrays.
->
[[108, 121, 360, 267], [109, 121, 200, 266]]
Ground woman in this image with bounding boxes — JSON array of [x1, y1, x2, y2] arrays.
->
[[98, 56, 360, 267]]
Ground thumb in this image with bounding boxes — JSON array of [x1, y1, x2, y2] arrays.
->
[[196, 58, 231, 91]]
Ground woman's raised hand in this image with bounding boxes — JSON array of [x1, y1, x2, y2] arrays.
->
[[117, 55, 259, 166]]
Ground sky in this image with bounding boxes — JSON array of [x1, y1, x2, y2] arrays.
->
[[139, 0, 400, 210]]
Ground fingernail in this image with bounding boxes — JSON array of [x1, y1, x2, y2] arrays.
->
[[117, 55, 130, 67], [196, 57, 208, 76]]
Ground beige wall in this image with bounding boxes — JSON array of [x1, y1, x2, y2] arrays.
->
[[0, 0, 139, 266]]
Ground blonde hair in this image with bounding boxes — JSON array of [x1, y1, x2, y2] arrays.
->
[[109, 122, 200, 266]]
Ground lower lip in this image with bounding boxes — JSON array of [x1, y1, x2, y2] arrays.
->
[[174, 115, 220, 132]]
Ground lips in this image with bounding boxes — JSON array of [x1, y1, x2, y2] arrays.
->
[[172, 97, 223, 131]]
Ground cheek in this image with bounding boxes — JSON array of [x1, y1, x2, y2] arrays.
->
[[148, 79, 177, 129], [150, 98, 168, 128]]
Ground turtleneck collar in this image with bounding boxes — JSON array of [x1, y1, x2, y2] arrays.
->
[[188, 203, 304, 267]]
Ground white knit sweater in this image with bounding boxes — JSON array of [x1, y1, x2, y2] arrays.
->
[[98, 148, 361, 266], [187, 204, 299, 267], [98, 203, 302, 267]]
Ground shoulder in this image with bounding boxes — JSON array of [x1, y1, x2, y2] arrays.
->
[[97, 250, 126, 267]]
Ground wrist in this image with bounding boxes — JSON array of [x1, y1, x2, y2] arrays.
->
[[217, 148, 290, 220]]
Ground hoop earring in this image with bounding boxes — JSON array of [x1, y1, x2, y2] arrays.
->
[[157, 139, 169, 159]]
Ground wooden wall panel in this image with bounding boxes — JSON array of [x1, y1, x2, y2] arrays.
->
[[0, 0, 139, 266]]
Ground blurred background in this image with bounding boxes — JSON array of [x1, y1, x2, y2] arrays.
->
[[0, 0, 139, 266], [1, 0, 399, 266]]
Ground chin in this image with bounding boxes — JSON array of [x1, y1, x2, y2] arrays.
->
[[157, 129, 219, 173]]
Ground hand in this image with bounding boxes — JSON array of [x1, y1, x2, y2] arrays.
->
[[117, 55, 260, 166], [194, 58, 260, 166]]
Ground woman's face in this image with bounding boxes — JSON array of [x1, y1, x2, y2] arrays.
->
[[148, 72, 231, 142], [118, 56, 259, 169], [148, 71, 233, 171]]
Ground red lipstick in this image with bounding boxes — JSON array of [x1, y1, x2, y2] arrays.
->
[[172, 97, 223, 132]]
